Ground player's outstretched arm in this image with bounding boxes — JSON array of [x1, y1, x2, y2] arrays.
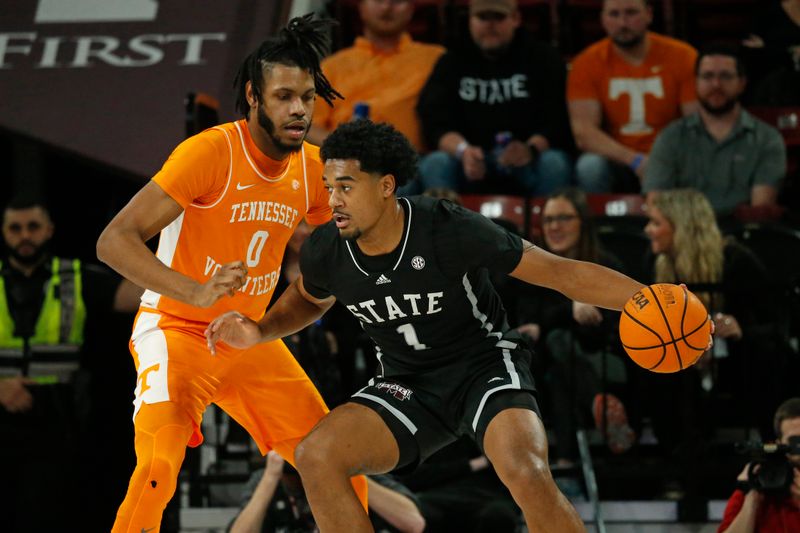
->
[[510, 240, 645, 311], [205, 275, 335, 354], [97, 181, 246, 308]]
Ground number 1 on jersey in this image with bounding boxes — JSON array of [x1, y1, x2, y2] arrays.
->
[[396, 323, 428, 350]]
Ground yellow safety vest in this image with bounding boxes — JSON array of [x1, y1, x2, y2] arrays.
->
[[0, 257, 86, 383]]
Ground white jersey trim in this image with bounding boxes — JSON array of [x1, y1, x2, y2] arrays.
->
[[131, 311, 171, 420], [235, 121, 292, 182], [471, 348, 521, 431], [344, 197, 413, 276], [140, 211, 185, 309], [190, 126, 233, 210], [353, 390, 419, 435]]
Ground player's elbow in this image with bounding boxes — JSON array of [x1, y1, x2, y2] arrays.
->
[[96, 223, 118, 266]]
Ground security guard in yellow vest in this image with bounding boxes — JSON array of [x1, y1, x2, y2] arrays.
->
[[0, 197, 141, 532]]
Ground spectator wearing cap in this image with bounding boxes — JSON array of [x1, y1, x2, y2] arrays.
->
[[413, 0, 573, 195]]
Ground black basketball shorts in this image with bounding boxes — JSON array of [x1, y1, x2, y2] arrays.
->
[[349, 343, 540, 472]]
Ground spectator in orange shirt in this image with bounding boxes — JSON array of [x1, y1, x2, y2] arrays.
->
[[567, 0, 698, 193], [306, 0, 444, 152]]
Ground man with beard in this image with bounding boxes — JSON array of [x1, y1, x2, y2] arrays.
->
[[568, 0, 698, 193], [643, 45, 786, 216], [306, 0, 444, 152], [96, 15, 367, 533], [0, 196, 141, 532], [414, 0, 573, 195]]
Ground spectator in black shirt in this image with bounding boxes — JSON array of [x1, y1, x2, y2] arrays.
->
[[412, 0, 573, 195]]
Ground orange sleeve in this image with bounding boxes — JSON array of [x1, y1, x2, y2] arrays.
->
[[677, 45, 699, 104], [303, 144, 333, 226], [567, 49, 601, 102], [152, 128, 230, 208]]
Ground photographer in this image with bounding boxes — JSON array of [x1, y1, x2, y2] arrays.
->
[[718, 397, 800, 532]]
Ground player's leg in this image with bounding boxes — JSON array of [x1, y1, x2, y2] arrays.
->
[[113, 312, 218, 533], [112, 403, 194, 533], [482, 401, 585, 533], [213, 340, 370, 510], [293, 402, 400, 532]]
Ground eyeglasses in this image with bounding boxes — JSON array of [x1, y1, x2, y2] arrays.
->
[[542, 214, 578, 225], [697, 71, 738, 82]]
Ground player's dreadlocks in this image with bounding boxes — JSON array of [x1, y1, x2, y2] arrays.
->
[[321, 120, 418, 189], [234, 13, 342, 117]]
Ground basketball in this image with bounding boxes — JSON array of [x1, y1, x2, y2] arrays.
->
[[619, 284, 712, 373]]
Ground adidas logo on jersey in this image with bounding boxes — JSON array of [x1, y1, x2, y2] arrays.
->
[[375, 274, 391, 285]]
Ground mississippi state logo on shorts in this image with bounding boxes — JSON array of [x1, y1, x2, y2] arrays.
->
[[375, 382, 413, 401]]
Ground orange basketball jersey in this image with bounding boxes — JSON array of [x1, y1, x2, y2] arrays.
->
[[141, 120, 331, 324]]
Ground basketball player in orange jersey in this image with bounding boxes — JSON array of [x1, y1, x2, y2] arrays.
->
[[96, 15, 367, 533]]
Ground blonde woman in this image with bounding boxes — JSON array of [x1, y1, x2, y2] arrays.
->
[[644, 189, 784, 499]]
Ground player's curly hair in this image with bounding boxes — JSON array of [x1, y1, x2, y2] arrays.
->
[[233, 13, 342, 118], [320, 120, 418, 190]]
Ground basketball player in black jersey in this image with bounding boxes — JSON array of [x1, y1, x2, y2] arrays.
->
[[206, 120, 645, 532]]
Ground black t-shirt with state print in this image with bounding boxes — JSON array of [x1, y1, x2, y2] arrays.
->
[[300, 195, 525, 375]]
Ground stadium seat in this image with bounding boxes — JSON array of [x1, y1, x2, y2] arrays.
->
[[674, 0, 759, 47], [461, 194, 528, 236], [748, 106, 800, 210]]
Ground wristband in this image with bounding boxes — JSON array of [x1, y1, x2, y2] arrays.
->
[[455, 140, 468, 161], [630, 153, 645, 171], [735, 480, 751, 494]]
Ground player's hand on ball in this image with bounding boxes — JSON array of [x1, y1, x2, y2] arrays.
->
[[205, 310, 262, 355], [192, 261, 248, 307], [573, 301, 603, 326]]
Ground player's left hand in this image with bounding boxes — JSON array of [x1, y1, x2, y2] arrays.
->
[[205, 311, 262, 355]]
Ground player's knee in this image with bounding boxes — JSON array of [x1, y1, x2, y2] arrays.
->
[[135, 454, 180, 500], [496, 453, 551, 491], [294, 431, 343, 477]]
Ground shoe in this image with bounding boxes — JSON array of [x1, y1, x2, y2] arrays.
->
[[593, 393, 636, 454]]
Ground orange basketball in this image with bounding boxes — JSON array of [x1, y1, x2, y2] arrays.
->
[[619, 283, 712, 373]]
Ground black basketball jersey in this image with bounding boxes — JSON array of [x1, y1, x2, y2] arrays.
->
[[300, 195, 525, 375]]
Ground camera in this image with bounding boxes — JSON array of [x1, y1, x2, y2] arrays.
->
[[735, 435, 800, 494]]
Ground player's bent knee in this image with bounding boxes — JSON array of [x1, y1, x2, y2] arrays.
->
[[496, 454, 551, 491], [294, 433, 335, 475]]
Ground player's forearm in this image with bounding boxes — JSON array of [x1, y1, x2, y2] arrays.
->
[[512, 245, 644, 311], [256, 280, 331, 343], [559, 260, 644, 311], [97, 226, 200, 305], [572, 120, 640, 165]]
